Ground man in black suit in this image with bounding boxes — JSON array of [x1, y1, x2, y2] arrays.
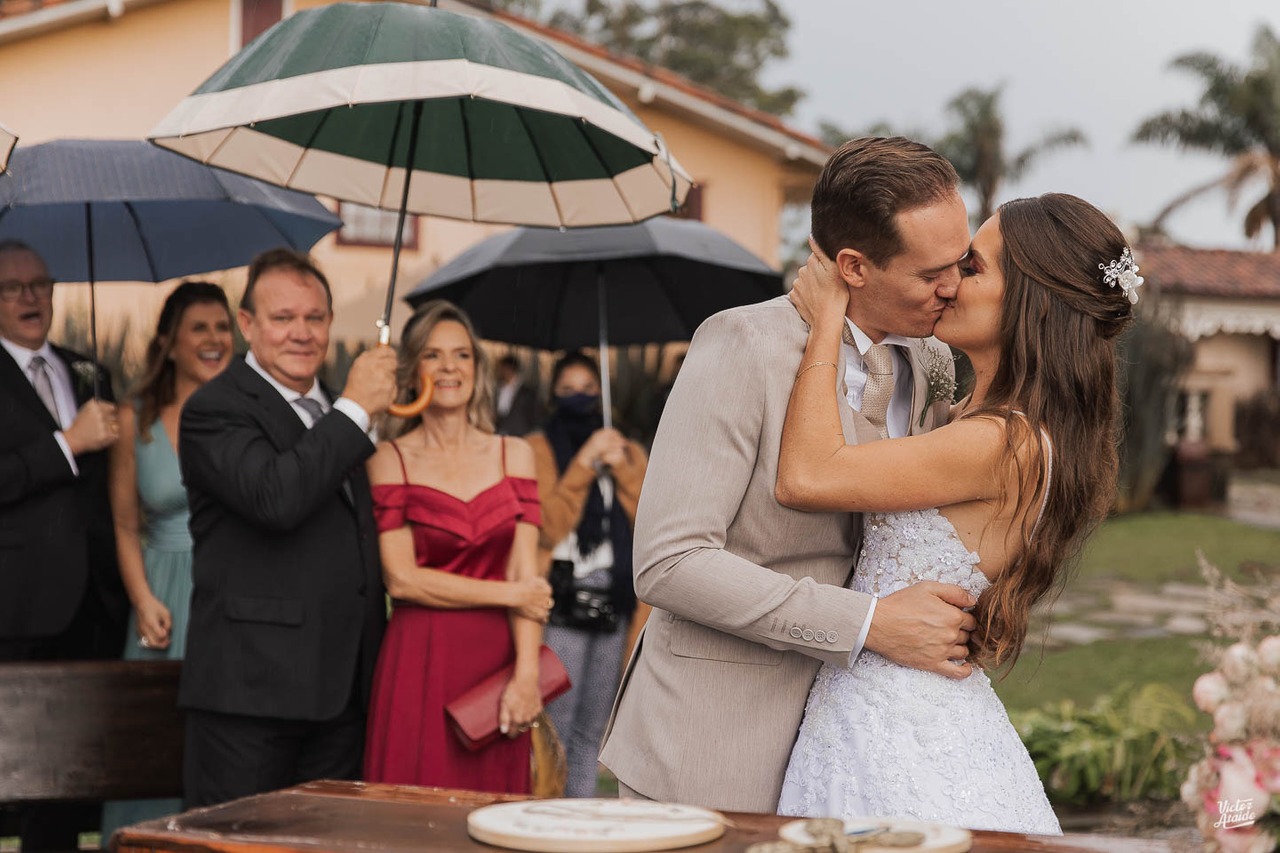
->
[[0, 239, 129, 850], [494, 353, 542, 436], [178, 248, 397, 808]]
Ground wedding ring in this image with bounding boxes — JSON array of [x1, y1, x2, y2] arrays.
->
[[530, 721, 540, 729], [137, 636, 153, 649]]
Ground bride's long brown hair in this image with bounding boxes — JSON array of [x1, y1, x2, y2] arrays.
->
[[962, 193, 1135, 671]]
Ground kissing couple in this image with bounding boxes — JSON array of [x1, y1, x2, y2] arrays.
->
[[600, 136, 1139, 834]]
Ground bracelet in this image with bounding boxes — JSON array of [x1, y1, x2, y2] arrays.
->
[[797, 361, 838, 378]]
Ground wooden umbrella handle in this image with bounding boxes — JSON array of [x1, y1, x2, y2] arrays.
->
[[384, 346, 433, 418]]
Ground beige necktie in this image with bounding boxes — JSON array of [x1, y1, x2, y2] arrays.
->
[[28, 355, 61, 424], [859, 344, 895, 440]]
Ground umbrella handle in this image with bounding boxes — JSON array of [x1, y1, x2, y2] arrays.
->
[[385, 349, 433, 419], [376, 323, 434, 418]]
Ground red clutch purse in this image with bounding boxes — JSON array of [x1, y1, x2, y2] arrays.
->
[[445, 644, 571, 751]]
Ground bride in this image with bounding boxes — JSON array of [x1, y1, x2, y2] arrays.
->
[[775, 193, 1138, 834]]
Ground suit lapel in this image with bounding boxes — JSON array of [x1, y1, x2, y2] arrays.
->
[[0, 343, 60, 430], [906, 340, 932, 436], [229, 357, 308, 451], [319, 382, 358, 512], [52, 346, 93, 407]]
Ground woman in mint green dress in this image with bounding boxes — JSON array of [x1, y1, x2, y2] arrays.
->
[[101, 282, 232, 840]]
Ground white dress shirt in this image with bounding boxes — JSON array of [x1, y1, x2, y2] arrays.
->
[[496, 378, 521, 418], [2, 335, 80, 473], [841, 318, 915, 440], [838, 319, 915, 663], [244, 352, 372, 440]]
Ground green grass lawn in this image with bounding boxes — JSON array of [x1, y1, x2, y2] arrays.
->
[[1074, 511, 1280, 583], [992, 635, 1211, 733]]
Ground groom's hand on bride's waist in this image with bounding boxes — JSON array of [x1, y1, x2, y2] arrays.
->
[[863, 582, 978, 680]]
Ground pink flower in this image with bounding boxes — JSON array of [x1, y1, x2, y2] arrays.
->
[[1215, 746, 1269, 828], [1247, 740, 1280, 791], [1258, 635, 1280, 676], [1195, 671, 1233, 713]]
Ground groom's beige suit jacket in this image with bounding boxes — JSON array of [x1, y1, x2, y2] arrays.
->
[[599, 295, 953, 813]]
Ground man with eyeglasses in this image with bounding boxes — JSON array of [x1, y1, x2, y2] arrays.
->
[[0, 240, 128, 851]]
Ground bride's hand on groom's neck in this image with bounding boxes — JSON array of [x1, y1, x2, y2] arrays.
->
[[864, 581, 978, 680]]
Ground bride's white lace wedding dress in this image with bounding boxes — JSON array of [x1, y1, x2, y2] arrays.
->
[[776, 497, 1062, 834]]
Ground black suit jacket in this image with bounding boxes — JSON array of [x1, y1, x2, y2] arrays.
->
[[177, 356, 385, 721], [496, 383, 543, 437], [0, 343, 123, 642]]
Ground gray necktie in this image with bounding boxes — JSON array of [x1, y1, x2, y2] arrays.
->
[[294, 396, 355, 503], [293, 396, 325, 426], [860, 344, 895, 440], [28, 355, 60, 424]]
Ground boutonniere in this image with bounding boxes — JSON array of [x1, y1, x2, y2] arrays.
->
[[918, 340, 956, 428], [71, 359, 98, 391]]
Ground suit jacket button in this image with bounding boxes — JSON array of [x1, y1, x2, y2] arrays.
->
[[814, 630, 827, 642], [789, 626, 803, 639], [828, 630, 839, 643], [801, 629, 814, 642]]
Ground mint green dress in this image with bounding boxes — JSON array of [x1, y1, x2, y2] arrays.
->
[[100, 414, 191, 841]]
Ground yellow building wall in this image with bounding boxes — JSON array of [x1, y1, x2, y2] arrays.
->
[[1187, 333, 1276, 451], [1, 0, 805, 356]]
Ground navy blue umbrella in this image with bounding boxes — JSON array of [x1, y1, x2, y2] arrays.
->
[[404, 216, 781, 426], [0, 139, 342, 394]]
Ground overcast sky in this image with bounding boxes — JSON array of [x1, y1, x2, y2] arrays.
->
[[765, 0, 1280, 250]]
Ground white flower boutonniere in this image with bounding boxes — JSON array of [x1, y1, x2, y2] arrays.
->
[[918, 341, 956, 428], [71, 359, 99, 394]]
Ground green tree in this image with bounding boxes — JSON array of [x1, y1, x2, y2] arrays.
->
[[536, 0, 804, 116], [935, 85, 1086, 224], [1133, 25, 1280, 250]]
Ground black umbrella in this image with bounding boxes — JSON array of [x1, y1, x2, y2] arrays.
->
[[0, 139, 342, 396], [404, 216, 782, 426]]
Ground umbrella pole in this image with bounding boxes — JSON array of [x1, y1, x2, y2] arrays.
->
[[596, 262, 612, 430], [379, 101, 423, 347], [86, 205, 100, 399], [382, 101, 433, 420]]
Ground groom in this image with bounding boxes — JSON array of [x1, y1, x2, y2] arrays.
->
[[599, 137, 978, 813]]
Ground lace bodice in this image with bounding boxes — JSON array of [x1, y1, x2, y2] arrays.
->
[[777, 504, 1061, 835], [852, 508, 990, 601]]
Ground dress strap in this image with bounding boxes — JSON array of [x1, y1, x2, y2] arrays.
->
[[1031, 428, 1053, 536], [500, 435, 507, 477], [388, 440, 410, 486]]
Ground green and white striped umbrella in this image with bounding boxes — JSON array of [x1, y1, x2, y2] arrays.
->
[[149, 2, 691, 228], [0, 123, 16, 174]]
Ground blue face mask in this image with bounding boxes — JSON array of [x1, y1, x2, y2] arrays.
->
[[555, 393, 600, 417]]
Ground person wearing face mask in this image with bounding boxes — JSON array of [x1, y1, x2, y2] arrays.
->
[[101, 281, 234, 838], [526, 351, 650, 798]]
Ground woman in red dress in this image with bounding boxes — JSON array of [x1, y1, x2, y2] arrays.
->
[[363, 300, 553, 793]]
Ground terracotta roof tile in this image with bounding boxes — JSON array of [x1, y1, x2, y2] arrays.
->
[[1135, 244, 1280, 299]]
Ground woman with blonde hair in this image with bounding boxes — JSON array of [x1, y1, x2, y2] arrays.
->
[[362, 300, 552, 794]]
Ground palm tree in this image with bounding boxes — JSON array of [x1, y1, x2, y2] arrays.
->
[[1133, 25, 1280, 250], [935, 85, 1087, 223]]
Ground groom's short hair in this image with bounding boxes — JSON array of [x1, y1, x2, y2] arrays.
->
[[811, 137, 959, 266]]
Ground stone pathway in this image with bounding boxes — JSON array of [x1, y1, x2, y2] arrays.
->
[[1031, 579, 1218, 650], [1027, 472, 1280, 651]]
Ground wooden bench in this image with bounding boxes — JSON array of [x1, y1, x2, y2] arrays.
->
[[0, 660, 184, 803]]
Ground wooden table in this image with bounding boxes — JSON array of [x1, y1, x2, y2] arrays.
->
[[111, 781, 1175, 853]]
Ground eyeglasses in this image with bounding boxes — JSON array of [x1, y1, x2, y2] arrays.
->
[[0, 278, 56, 303]]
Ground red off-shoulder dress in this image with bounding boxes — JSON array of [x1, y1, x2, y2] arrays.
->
[[363, 438, 542, 794]]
